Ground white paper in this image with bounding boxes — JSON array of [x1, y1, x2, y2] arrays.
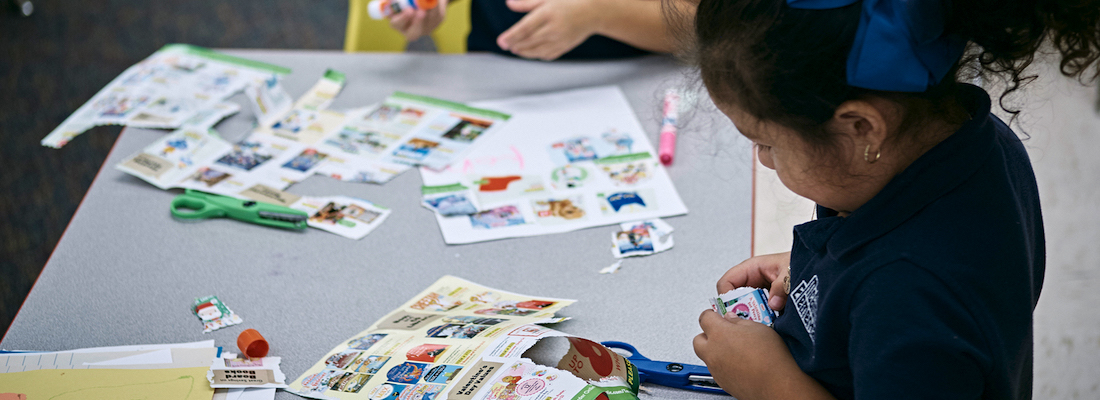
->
[[420, 86, 689, 244], [290, 195, 392, 240], [0, 343, 217, 373], [83, 348, 173, 365]]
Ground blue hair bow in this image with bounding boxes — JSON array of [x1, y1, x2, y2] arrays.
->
[[787, 0, 966, 92]]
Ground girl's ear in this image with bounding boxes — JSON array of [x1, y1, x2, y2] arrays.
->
[[831, 99, 894, 154]]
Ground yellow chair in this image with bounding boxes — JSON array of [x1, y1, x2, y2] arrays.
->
[[345, 0, 471, 54]]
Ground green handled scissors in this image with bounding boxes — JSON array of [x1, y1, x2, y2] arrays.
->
[[170, 189, 308, 230]]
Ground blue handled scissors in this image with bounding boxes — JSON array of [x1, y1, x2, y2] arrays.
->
[[601, 341, 728, 395]]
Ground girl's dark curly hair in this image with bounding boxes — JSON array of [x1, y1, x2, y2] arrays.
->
[[665, 0, 1100, 151]]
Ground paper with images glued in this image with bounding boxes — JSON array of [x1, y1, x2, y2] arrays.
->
[[420, 86, 688, 244], [313, 93, 511, 184]]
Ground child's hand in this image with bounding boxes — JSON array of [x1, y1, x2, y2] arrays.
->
[[718, 252, 792, 311], [496, 0, 598, 60], [388, 0, 449, 42], [695, 310, 835, 399]]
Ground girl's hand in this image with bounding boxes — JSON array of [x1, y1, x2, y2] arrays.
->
[[388, 0, 449, 42], [496, 0, 598, 60], [718, 252, 792, 311], [695, 310, 835, 399]]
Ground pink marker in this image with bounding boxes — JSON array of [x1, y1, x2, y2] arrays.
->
[[658, 89, 680, 166]]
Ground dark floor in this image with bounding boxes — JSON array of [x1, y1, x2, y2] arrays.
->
[[0, 1, 349, 337]]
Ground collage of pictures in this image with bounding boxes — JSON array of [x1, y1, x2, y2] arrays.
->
[[315, 92, 511, 185], [111, 63, 511, 240], [420, 86, 689, 244]]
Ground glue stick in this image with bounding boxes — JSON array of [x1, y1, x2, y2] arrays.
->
[[368, 0, 439, 19]]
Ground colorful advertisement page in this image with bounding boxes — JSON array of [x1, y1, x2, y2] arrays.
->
[[290, 276, 584, 400]]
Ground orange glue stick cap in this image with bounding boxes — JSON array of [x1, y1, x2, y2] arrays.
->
[[237, 328, 269, 358]]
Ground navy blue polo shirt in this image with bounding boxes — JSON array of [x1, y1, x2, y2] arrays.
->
[[467, 0, 649, 59], [777, 84, 1045, 399]]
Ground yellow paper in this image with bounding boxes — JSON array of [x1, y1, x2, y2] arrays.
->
[[0, 367, 213, 400]]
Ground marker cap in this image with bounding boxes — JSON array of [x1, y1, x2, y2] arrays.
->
[[237, 328, 269, 358]]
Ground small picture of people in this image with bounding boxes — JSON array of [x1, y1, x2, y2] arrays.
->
[[282, 148, 327, 172], [185, 167, 231, 187], [441, 117, 492, 143]]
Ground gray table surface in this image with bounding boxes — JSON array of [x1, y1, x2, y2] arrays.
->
[[3, 50, 754, 399]]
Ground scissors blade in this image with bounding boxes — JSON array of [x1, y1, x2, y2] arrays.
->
[[258, 211, 308, 223]]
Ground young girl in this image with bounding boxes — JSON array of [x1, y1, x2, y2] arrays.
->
[[673, 0, 1100, 398]]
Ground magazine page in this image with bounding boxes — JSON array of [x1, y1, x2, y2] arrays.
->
[[42, 44, 290, 148], [290, 276, 576, 400]]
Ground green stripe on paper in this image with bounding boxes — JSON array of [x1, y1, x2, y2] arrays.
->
[[392, 92, 511, 121], [159, 44, 292, 75]]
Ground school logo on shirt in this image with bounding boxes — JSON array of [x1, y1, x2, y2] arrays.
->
[[790, 275, 819, 344]]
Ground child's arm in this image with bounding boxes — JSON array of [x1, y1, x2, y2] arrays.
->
[[696, 310, 836, 399], [497, 0, 686, 60]]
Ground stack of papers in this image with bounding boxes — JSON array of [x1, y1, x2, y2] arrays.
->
[[0, 340, 283, 400], [0, 341, 218, 400]]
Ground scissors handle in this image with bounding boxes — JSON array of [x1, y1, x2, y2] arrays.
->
[[170, 190, 308, 229], [170, 192, 226, 219], [601, 341, 728, 395]]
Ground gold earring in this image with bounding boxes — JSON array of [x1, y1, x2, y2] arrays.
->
[[864, 145, 881, 163]]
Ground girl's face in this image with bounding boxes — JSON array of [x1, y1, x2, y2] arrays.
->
[[716, 102, 869, 214]]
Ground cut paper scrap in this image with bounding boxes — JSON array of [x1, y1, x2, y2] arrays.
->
[[41, 44, 290, 148], [291, 195, 392, 240], [611, 218, 675, 259], [251, 69, 347, 146], [0, 367, 214, 400], [193, 295, 243, 333], [600, 259, 624, 274], [421, 86, 688, 244], [710, 287, 777, 327]]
